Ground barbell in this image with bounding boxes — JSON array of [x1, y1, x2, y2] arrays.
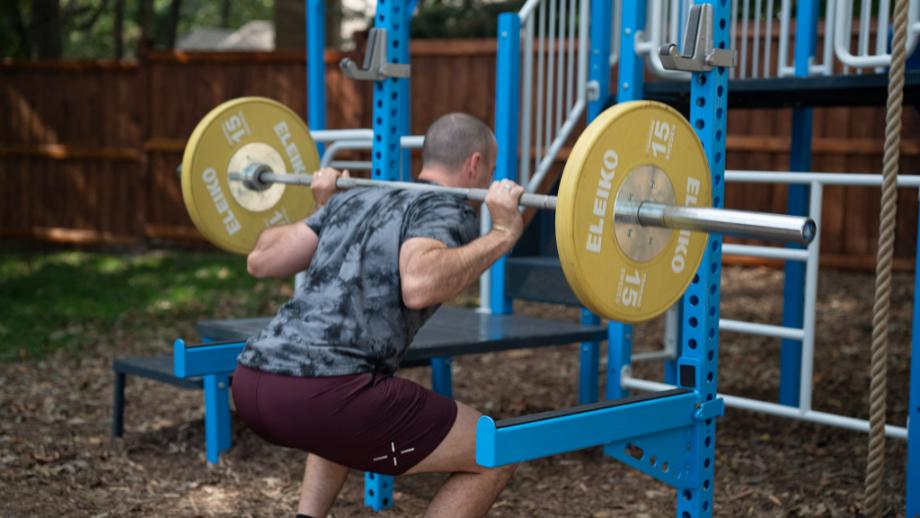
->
[[180, 97, 816, 323]]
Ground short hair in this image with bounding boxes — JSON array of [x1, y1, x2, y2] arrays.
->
[[422, 113, 496, 172]]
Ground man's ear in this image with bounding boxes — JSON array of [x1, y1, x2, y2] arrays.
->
[[467, 152, 482, 179]]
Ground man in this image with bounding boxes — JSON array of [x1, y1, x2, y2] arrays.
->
[[232, 113, 525, 518]]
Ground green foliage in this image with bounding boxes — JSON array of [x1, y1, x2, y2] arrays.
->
[[0, 0, 274, 60], [411, 0, 526, 39], [0, 248, 289, 361]]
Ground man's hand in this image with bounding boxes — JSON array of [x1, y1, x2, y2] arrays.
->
[[485, 179, 524, 244], [311, 167, 350, 207]]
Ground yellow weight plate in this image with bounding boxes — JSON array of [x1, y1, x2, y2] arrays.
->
[[556, 101, 712, 323], [181, 97, 319, 255]]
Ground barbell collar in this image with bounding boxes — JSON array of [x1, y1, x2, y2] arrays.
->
[[232, 169, 814, 245]]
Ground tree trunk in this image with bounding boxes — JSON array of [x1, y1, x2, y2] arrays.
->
[[136, 0, 154, 56], [5, 0, 32, 58], [325, 0, 343, 49], [274, 0, 306, 50], [220, 0, 232, 28], [31, 0, 62, 58], [114, 0, 124, 58], [166, 0, 182, 49], [275, 0, 344, 50]]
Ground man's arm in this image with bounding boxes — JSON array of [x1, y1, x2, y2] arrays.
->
[[247, 222, 319, 279], [400, 180, 524, 309], [246, 167, 347, 279]]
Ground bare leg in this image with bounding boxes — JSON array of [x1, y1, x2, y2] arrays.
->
[[297, 453, 350, 517], [404, 401, 517, 518]]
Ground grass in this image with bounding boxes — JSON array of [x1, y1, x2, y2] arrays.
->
[[0, 246, 290, 362]]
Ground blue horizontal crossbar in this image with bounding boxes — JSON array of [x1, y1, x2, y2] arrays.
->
[[476, 389, 697, 467], [173, 339, 246, 378]]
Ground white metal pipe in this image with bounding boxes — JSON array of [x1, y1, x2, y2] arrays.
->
[[632, 350, 677, 362], [753, 0, 763, 78], [320, 140, 373, 167], [876, 0, 892, 68], [670, 0, 682, 48], [577, 0, 588, 124], [555, 0, 566, 145], [858, 0, 872, 61], [635, 1, 691, 80], [820, 0, 837, 76], [319, 135, 424, 167], [527, 100, 585, 192], [565, 0, 575, 114], [401, 136, 424, 149], [725, 171, 920, 186], [520, 15, 535, 189], [741, 0, 750, 78], [311, 128, 373, 142], [665, 304, 680, 358], [834, 0, 920, 68], [777, 0, 792, 76], [764, 0, 774, 77], [719, 318, 806, 340], [535, 0, 547, 168], [798, 182, 823, 412], [519, 0, 542, 22], [722, 243, 810, 261], [328, 160, 371, 170], [479, 206, 491, 313], [545, 0, 557, 153], [621, 377, 908, 439], [609, 0, 621, 66]]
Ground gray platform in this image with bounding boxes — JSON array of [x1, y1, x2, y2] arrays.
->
[[197, 306, 607, 365]]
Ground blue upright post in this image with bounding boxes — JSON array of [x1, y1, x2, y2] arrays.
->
[[579, 0, 612, 404], [362, 0, 413, 509], [676, 2, 728, 515], [906, 194, 920, 517], [306, 0, 327, 154], [489, 13, 521, 315], [430, 357, 453, 398], [203, 374, 232, 464], [606, 0, 646, 401], [587, 0, 612, 120], [779, 0, 818, 407], [579, 309, 601, 404]]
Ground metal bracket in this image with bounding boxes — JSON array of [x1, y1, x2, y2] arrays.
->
[[694, 397, 725, 421], [586, 80, 600, 102], [340, 28, 411, 81], [658, 4, 736, 72]]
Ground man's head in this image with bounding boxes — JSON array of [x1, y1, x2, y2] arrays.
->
[[420, 113, 497, 188]]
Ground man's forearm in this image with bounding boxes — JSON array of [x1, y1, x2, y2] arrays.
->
[[408, 230, 516, 306]]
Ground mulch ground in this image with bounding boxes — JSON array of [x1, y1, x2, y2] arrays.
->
[[1, 265, 914, 517]]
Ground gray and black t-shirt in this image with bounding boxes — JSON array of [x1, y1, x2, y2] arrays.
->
[[237, 184, 479, 377]]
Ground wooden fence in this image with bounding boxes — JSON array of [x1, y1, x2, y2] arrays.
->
[[1, 40, 918, 268]]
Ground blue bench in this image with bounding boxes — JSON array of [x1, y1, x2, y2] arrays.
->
[[112, 306, 606, 463], [111, 259, 606, 511]]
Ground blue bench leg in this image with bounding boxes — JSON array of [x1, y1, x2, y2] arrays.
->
[[579, 309, 600, 404], [364, 471, 394, 511], [113, 371, 125, 437], [203, 373, 232, 464], [431, 357, 453, 398]]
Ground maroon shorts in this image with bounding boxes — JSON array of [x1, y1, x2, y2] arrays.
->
[[231, 364, 457, 475]]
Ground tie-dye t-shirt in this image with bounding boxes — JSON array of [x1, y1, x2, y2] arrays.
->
[[237, 184, 480, 377]]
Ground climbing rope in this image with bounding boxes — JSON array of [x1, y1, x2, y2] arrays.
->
[[864, 0, 911, 515]]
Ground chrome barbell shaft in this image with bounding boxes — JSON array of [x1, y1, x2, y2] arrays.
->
[[230, 170, 815, 245]]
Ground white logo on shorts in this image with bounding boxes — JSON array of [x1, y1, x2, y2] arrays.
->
[[373, 441, 416, 467]]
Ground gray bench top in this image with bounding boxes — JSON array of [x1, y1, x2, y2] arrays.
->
[[113, 356, 202, 389], [198, 306, 607, 363]]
